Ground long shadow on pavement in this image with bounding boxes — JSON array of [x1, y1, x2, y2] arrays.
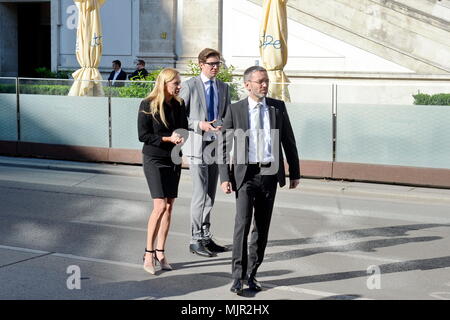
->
[[266, 223, 450, 248], [267, 255, 450, 287]]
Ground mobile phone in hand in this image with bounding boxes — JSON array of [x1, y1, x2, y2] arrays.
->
[[211, 119, 223, 128]]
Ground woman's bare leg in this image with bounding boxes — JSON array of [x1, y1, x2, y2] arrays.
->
[[156, 198, 175, 264], [144, 198, 168, 268]]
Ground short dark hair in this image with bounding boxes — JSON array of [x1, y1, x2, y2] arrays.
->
[[137, 59, 145, 66], [243, 66, 267, 82], [112, 60, 121, 67], [198, 48, 221, 64]]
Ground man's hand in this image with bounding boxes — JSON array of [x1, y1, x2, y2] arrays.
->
[[199, 120, 221, 132], [169, 132, 183, 144], [221, 181, 233, 194], [289, 179, 300, 189]]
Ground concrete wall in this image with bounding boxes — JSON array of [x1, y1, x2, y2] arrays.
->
[[138, 0, 177, 69], [2, 0, 450, 77], [394, 0, 450, 22], [175, 0, 222, 69], [222, 0, 415, 75]]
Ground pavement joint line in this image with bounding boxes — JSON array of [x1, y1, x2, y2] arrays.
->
[[3, 161, 450, 203], [69, 220, 233, 243], [0, 161, 144, 177], [0, 252, 54, 269], [4, 178, 450, 222], [325, 251, 402, 263], [6, 220, 405, 265], [0, 181, 153, 204], [0, 244, 342, 299], [0, 244, 50, 255], [261, 283, 373, 300], [70, 174, 99, 188]]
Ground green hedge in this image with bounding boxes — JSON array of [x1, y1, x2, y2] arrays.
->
[[413, 93, 450, 106], [0, 83, 153, 98], [109, 83, 154, 98], [0, 84, 15, 93]]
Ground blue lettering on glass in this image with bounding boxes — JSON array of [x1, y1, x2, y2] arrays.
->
[[90, 33, 103, 47], [260, 35, 282, 49]]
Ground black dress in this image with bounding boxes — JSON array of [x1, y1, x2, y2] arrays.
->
[[137, 98, 189, 198]]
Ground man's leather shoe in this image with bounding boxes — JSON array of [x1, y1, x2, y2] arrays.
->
[[189, 241, 213, 257], [230, 279, 244, 295], [204, 239, 228, 253], [247, 277, 262, 291]]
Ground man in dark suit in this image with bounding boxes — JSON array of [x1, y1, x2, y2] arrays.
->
[[219, 66, 300, 295], [107, 60, 127, 87]]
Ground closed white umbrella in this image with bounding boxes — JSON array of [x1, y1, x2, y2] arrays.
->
[[259, 0, 290, 102], [68, 0, 106, 96]]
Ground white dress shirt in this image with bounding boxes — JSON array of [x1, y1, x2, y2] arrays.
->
[[248, 97, 274, 163], [112, 68, 122, 85]]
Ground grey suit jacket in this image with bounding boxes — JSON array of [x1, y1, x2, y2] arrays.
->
[[218, 97, 300, 190], [179, 75, 231, 159]]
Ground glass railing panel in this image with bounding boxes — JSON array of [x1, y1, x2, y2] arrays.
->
[[18, 78, 110, 147], [0, 78, 18, 141], [284, 83, 333, 162], [336, 82, 450, 169]]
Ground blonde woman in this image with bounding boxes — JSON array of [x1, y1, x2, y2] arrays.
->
[[138, 68, 188, 275]]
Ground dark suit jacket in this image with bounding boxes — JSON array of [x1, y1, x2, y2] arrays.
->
[[108, 70, 127, 86], [137, 99, 189, 158], [129, 68, 149, 80], [218, 97, 300, 190]]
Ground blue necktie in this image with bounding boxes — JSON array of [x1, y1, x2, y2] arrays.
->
[[208, 80, 215, 121]]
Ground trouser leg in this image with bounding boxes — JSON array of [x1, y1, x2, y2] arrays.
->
[[189, 161, 219, 243], [202, 163, 218, 240], [248, 175, 278, 279], [232, 180, 255, 280]]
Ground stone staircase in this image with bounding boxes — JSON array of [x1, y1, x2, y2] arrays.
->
[[249, 0, 450, 74]]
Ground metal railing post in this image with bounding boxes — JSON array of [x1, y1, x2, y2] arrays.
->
[[332, 83, 337, 163], [108, 80, 112, 149], [16, 77, 20, 142]]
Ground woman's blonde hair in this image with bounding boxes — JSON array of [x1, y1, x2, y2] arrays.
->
[[143, 67, 181, 128]]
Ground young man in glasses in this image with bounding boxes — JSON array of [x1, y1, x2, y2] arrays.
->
[[180, 48, 231, 257]]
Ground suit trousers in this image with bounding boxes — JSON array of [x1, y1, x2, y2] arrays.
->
[[232, 165, 278, 280], [189, 157, 219, 244]]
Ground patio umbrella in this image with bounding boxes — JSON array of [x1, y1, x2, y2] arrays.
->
[[68, 0, 106, 96], [259, 0, 290, 102]]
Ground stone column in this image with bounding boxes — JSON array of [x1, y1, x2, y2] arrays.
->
[[138, 0, 177, 69], [175, 0, 223, 71]]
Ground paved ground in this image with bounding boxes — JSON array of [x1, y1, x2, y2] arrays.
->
[[1, 155, 450, 302]]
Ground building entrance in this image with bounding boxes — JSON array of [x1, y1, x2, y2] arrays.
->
[[17, 2, 51, 77]]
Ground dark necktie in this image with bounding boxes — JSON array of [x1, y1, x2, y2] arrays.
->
[[208, 80, 215, 121]]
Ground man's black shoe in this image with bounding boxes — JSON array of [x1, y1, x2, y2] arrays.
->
[[204, 239, 228, 253], [247, 277, 262, 291], [189, 241, 213, 257], [230, 279, 244, 295]]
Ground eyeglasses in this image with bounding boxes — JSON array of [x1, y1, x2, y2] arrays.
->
[[203, 61, 222, 67], [249, 79, 270, 85]]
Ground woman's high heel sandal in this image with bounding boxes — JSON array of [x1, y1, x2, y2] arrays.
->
[[143, 248, 156, 275], [155, 249, 172, 271]]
